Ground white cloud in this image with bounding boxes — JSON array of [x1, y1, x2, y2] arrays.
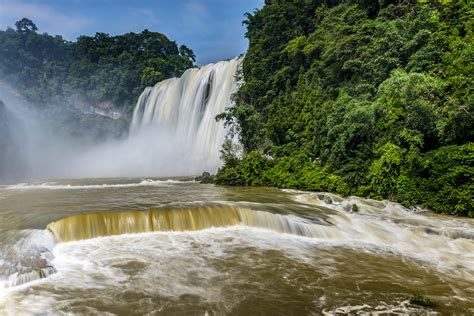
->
[[0, 0, 92, 39]]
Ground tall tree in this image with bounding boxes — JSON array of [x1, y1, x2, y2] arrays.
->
[[15, 18, 38, 33]]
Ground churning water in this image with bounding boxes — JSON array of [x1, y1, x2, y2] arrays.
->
[[0, 179, 473, 314], [1, 59, 473, 314]]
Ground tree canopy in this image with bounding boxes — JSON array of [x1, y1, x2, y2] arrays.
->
[[216, 0, 473, 216], [15, 18, 38, 33], [0, 19, 195, 114]]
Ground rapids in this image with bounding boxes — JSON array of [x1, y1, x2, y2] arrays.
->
[[0, 179, 473, 314]]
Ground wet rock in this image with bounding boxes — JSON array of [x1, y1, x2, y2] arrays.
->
[[195, 172, 214, 184]]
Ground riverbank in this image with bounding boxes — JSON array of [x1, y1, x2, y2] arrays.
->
[[214, 0, 473, 219], [211, 145, 473, 218]]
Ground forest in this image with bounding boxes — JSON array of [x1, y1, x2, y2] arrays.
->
[[0, 2, 471, 216], [216, 0, 473, 216], [0, 18, 195, 138]]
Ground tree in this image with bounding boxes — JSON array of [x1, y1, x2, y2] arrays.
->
[[179, 45, 196, 62], [216, 0, 473, 216], [15, 18, 38, 33]]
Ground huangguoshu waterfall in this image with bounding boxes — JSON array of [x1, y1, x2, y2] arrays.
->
[[130, 58, 241, 173], [0, 59, 241, 180]]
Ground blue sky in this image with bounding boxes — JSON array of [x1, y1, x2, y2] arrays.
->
[[0, 0, 264, 65]]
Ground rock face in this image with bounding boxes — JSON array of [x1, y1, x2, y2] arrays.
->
[[73, 100, 124, 120]]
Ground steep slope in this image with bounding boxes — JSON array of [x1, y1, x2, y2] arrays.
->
[[217, 0, 473, 216]]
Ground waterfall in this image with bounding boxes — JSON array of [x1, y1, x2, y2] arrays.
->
[[129, 58, 241, 173], [0, 59, 241, 181], [46, 206, 339, 243]]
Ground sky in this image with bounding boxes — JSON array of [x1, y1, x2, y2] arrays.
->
[[0, 0, 264, 65]]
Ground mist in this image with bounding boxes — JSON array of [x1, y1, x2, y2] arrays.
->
[[0, 59, 240, 183]]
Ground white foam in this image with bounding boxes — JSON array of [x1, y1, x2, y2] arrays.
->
[[0, 229, 56, 297], [5, 179, 195, 190], [322, 300, 424, 315], [0, 226, 320, 313], [1, 224, 473, 314], [289, 191, 474, 279]]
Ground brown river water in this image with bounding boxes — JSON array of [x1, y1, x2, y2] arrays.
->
[[0, 178, 473, 315]]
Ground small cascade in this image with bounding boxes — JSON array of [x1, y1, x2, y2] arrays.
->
[[8, 267, 56, 288], [46, 206, 340, 243], [0, 229, 56, 288], [292, 191, 474, 275], [6, 192, 473, 290], [129, 58, 241, 173]]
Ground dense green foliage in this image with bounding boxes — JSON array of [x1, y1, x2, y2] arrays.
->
[[217, 0, 473, 216], [0, 18, 195, 113], [409, 292, 436, 308]]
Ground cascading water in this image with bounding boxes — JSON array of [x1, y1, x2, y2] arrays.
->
[[46, 205, 339, 243], [1, 60, 473, 314], [0, 59, 240, 180], [1, 180, 474, 314], [129, 58, 241, 173]]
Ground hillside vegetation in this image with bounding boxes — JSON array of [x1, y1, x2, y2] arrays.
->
[[216, 0, 473, 216], [0, 18, 195, 114], [0, 18, 196, 140]]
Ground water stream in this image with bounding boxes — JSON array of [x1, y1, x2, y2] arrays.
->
[[0, 179, 472, 314]]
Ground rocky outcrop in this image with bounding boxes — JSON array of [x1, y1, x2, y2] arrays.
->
[[73, 100, 124, 120], [195, 172, 215, 184]]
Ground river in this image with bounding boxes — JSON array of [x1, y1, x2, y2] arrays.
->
[[0, 178, 473, 314]]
